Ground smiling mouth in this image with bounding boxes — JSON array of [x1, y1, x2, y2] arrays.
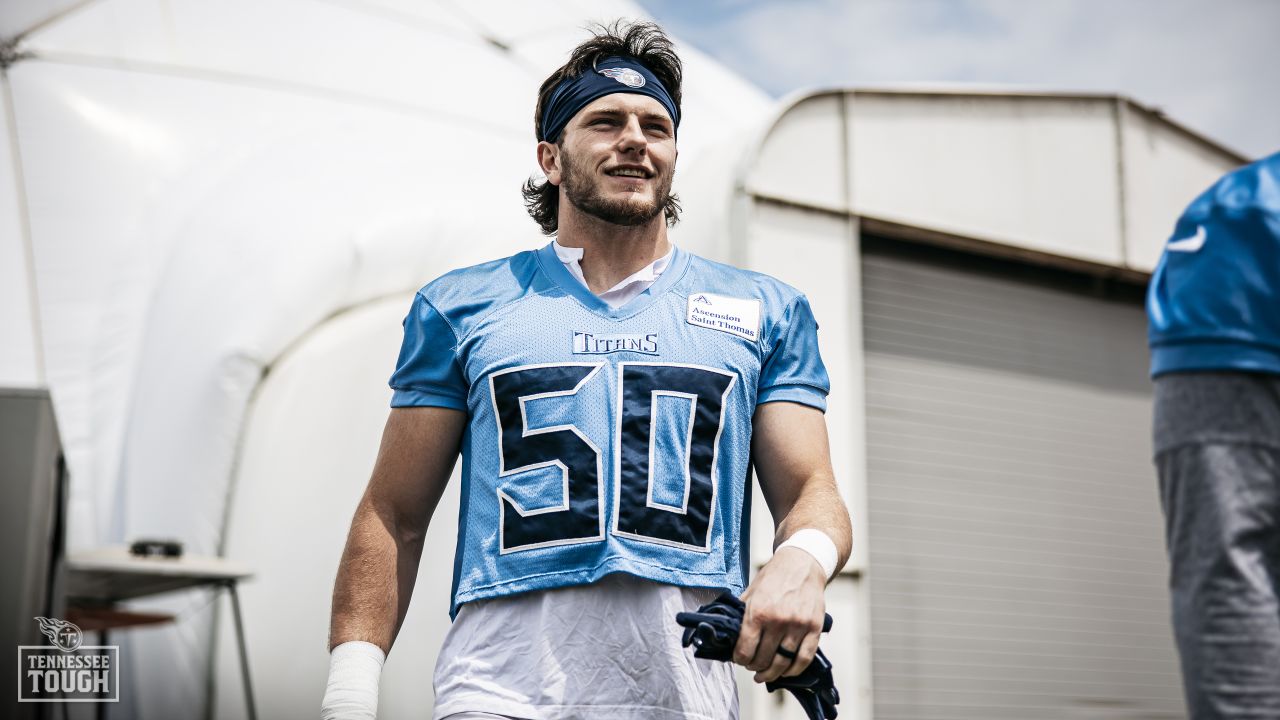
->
[[606, 167, 652, 179]]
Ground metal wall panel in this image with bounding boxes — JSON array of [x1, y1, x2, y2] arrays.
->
[[850, 94, 1123, 266], [744, 90, 1246, 282], [1119, 107, 1244, 273], [0, 388, 63, 720], [747, 202, 862, 522], [744, 200, 872, 720], [747, 94, 848, 211], [861, 245, 1182, 720]]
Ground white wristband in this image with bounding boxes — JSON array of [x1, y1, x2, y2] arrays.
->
[[321, 641, 385, 720], [777, 528, 840, 579]]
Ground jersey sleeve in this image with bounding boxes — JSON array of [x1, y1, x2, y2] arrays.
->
[[388, 292, 468, 410], [757, 294, 831, 411]]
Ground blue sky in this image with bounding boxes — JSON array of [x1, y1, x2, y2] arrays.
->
[[636, 0, 1279, 159]]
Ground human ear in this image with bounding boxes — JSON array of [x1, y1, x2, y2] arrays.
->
[[537, 141, 562, 186]]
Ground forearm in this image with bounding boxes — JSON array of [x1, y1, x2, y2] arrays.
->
[[328, 499, 425, 653], [736, 468, 851, 682], [770, 472, 852, 576], [323, 408, 462, 718]]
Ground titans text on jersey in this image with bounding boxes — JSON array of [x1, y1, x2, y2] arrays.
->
[[389, 242, 830, 617]]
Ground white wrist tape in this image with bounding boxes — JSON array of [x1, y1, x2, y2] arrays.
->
[[321, 641, 385, 720], [777, 528, 840, 579]]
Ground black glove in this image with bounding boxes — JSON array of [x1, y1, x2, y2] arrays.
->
[[675, 592, 840, 720], [675, 592, 746, 661]]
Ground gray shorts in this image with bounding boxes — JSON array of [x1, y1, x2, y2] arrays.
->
[[1153, 372, 1280, 719]]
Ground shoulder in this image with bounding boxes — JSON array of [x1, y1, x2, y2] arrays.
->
[[417, 249, 543, 305], [414, 249, 549, 338], [679, 252, 811, 312], [1188, 152, 1280, 220], [677, 253, 818, 351]]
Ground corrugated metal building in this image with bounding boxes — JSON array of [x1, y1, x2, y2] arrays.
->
[[736, 89, 1245, 720]]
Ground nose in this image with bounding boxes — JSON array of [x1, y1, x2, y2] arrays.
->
[[617, 114, 647, 154]]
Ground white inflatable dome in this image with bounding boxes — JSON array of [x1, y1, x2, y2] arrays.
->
[[0, 2, 768, 717]]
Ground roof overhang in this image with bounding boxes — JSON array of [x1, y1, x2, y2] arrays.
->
[[739, 88, 1247, 277]]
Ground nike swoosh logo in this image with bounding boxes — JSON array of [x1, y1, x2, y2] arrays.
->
[[1166, 225, 1206, 253]]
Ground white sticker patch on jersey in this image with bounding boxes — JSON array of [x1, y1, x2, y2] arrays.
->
[[686, 293, 761, 342]]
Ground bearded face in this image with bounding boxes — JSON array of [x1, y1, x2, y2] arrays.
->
[[547, 93, 678, 230], [558, 140, 675, 227]]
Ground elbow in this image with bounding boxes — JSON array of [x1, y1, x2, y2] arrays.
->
[[357, 495, 427, 550], [394, 521, 427, 549]]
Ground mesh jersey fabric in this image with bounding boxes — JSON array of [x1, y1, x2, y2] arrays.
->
[[389, 242, 830, 618], [428, 248, 737, 720]]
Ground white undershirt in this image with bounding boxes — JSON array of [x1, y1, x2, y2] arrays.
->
[[551, 240, 673, 309], [433, 576, 736, 720], [432, 243, 738, 720]]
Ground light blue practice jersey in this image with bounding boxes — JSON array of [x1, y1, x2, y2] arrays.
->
[[389, 242, 830, 618]]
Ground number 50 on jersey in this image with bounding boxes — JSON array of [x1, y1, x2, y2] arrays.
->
[[490, 361, 736, 554]]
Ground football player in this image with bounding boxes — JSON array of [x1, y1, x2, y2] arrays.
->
[[1148, 152, 1280, 718], [323, 20, 852, 720]]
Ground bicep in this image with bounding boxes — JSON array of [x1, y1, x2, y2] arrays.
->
[[363, 406, 466, 538], [750, 401, 835, 524]]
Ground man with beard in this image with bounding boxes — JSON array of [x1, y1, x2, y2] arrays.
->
[[322, 21, 852, 720]]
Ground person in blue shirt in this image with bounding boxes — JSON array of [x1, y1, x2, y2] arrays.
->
[[1147, 151, 1280, 719], [323, 21, 853, 720]]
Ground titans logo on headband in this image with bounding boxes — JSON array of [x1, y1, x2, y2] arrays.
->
[[599, 67, 646, 88], [538, 55, 680, 142]]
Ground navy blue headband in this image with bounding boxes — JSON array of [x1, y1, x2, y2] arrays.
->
[[538, 56, 680, 143]]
